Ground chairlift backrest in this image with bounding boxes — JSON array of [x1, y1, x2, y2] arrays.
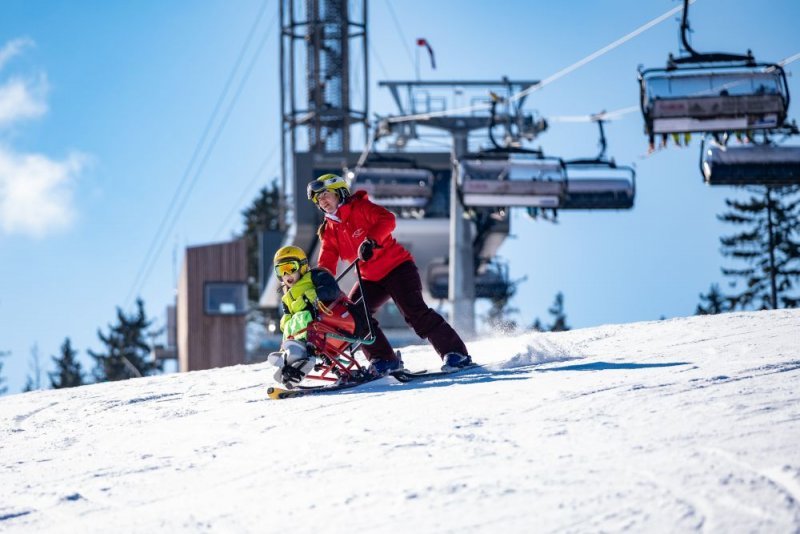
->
[[350, 167, 434, 207], [640, 65, 789, 135], [426, 260, 511, 300], [701, 142, 800, 186], [458, 158, 566, 208], [561, 160, 635, 210]]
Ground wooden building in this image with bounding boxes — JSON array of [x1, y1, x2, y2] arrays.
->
[[177, 239, 248, 372]]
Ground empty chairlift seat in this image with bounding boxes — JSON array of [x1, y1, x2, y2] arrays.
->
[[426, 260, 512, 300], [701, 142, 800, 186], [561, 161, 636, 210], [459, 158, 566, 208], [348, 167, 434, 207], [640, 66, 789, 135]]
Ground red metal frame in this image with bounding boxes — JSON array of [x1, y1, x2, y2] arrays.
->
[[286, 296, 365, 384]]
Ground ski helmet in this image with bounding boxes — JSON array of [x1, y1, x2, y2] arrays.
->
[[273, 245, 309, 279], [307, 173, 351, 206]]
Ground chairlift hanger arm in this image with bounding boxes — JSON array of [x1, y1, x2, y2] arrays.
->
[[671, 0, 754, 67], [595, 117, 608, 160], [562, 114, 611, 165], [485, 97, 545, 156]]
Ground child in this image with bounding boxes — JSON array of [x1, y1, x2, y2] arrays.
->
[[268, 245, 344, 385]]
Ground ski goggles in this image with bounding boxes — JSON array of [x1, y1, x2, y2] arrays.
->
[[307, 175, 344, 201], [274, 260, 302, 277]]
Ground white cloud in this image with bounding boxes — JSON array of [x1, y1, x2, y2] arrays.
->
[[0, 38, 83, 238], [0, 37, 33, 72], [0, 74, 48, 127], [0, 145, 85, 237]]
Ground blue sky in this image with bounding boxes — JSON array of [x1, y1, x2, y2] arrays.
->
[[1, 0, 798, 394]]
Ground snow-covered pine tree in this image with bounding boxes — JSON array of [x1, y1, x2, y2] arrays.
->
[[89, 299, 162, 382], [50, 338, 85, 389], [695, 284, 732, 315], [718, 186, 800, 309]]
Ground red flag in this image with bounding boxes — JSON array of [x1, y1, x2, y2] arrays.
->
[[416, 38, 436, 69]]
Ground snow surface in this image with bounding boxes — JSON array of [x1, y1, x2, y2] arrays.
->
[[1, 310, 799, 533]]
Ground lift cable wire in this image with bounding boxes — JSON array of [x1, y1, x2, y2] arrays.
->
[[369, 40, 392, 80], [549, 50, 800, 124], [771, 51, 800, 70], [213, 141, 280, 240], [383, 0, 416, 75], [124, 1, 276, 308], [131, 14, 278, 306], [381, 1, 696, 127], [356, 2, 693, 167], [509, 1, 698, 104]]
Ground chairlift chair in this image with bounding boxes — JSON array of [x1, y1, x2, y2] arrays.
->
[[560, 119, 636, 210], [347, 167, 434, 208], [426, 258, 513, 300], [701, 137, 800, 186], [458, 157, 567, 209], [640, 66, 789, 136], [638, 0, 790, 138], [561, 164, 636, 210]]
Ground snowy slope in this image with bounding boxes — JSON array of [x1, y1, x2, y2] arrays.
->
[[1, 310, 799, 533]]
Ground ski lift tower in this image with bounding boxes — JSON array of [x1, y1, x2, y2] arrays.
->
[[378, 79, 545, 335], [259, 0, 369, 311], [279, 0, 368, 234]]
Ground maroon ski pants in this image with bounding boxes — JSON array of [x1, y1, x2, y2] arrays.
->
[[349, 260, 469, 362]]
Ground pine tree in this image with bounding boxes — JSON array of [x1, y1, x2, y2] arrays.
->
[[483, 262, 524, 333], [239, 180, 288, 302], [89, 299, 162, 382], [547, 292, 571, 332], [696, 284, 731, 315], [529, 292, 571, 332], [529, 318, 545, 332], [718, 186, 800, 310], [50, 338, 85, 389], [23, 343, 43, 392]]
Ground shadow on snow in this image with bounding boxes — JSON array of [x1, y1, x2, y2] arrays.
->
[[539, 361, 691, 372], [274, 360, 694, 399]]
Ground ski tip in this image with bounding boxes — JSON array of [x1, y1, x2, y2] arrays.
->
[[267, 386, 292, 400], [268, 386, 308, 400]]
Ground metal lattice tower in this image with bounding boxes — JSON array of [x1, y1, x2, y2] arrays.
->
[[280, 0, 368, 159]]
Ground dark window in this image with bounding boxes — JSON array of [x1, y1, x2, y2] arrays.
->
[[204, 283, 247, 315]]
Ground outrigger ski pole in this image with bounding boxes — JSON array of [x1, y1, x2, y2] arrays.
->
[[333, 257, 378, 353]]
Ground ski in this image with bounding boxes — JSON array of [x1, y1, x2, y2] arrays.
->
[[267, 364, 482, 399], [393, 363, 481, 383], [267, 365, 478, 398], [267, 373, 385, 400]]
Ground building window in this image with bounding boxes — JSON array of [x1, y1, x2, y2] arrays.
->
[[204, 283, 247, 315]]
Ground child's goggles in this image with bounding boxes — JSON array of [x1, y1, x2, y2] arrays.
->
[[274, 260, 302, 277]]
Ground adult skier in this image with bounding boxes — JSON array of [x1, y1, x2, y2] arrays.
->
[[307, 173, 472, 374]]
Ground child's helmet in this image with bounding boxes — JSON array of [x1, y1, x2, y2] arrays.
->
[[307, 173, 351, 205], [273, 245, 309, 279]]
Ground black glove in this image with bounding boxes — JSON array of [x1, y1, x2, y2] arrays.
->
[[358, 238, 377, 262]]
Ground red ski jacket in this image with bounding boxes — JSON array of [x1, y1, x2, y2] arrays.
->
[[317, 191, 413, 281]]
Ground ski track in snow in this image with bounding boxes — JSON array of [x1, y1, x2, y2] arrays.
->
[[0, 309, 799, 532]]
